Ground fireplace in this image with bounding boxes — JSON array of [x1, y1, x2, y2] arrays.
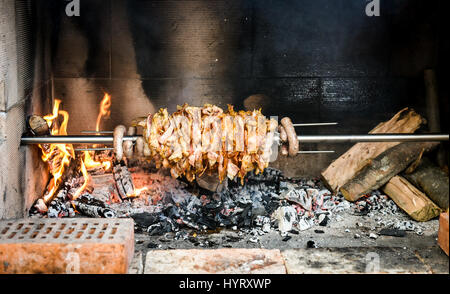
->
[[0, 0, 448, 274]]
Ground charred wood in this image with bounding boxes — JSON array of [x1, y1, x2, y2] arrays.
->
[[340, 141, 439, 202]]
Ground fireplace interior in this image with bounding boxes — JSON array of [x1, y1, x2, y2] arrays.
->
[[0, 0, 449, 274]]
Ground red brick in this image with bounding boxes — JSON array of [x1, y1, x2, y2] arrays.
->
[[438, 212, 449, 256], [0, 218, 134, 274], [144, 248, 286, 274]]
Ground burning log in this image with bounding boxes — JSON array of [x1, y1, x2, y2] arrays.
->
[[113, 161, 135, 199], [340, 141, 439, 202], [402, 158, 449, 209], [321, 108, 425, 193], [382, 176, 441, 222], [41, 157, 79, 204], [72, 194, 116, 218], [73, 201, 116, 218]]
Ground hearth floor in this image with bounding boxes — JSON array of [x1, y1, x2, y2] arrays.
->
[[129, 210, 449, 274]]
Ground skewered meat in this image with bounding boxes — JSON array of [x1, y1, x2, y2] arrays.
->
[[140, 104, 279, 183], [281, 117, 299, 156], [113, 125, 127, 161]]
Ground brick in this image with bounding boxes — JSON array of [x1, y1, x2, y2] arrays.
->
[[282, 247, 431, 274], [0, 218, 134, 274], [438, 212, 449, 256], [144, 248, 286, 274], [0, 80, 5, 111], [128, 251, 144, 274], [0, 104, 26, 219]]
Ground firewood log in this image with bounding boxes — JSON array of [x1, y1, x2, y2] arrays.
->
[[340, 141, 439, 202], [403, 157, 449, 209], [321, 108, 425, 193], [27, 115, 49, 135], [382, 176, 441, 222]]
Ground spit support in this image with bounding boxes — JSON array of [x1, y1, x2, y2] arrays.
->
[[20, 133, 449, 154]]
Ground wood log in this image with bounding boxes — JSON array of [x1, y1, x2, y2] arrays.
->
[[340, 141, 439, 202], [113, 162, 135, 199], [403, 158, 449, 209], [438, 212, 449, 256], [27, 115, 49, 135], [382, 176, 441, 222], [321, 108, 425, 193]]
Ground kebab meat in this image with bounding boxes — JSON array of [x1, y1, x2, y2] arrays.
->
[[114, 104, 297, 183]]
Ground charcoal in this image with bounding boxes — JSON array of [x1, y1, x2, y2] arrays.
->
[[272, 205, 297, 233], [314, 230, 325, 234], [318, 214, 329, 226], [147, 217, 176, 236], [131, 212, 160, 228], [306, 240, 317, 248], [282, 236, 292, 242], [147, 242, 158, 249], [378, 228, 406, 237], [369, 233, 378, 239], [298, 217, 314, 231]]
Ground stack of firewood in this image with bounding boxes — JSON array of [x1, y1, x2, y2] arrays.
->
[[321, 107, 448, 222]]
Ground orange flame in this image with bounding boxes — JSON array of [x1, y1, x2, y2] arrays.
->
[[96, 93, 111, 133], [39, 94, 113, 204], [72, 159, 90, 200], [39, 99, 75, 203], [90, 92, 113, 170], [127, 187, 148, 198], [83, 151, 111, 171]]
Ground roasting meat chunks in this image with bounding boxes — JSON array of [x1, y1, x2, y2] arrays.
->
[[141, 104, 278, 183]]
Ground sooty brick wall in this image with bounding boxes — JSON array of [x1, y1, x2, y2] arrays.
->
[[48, 0, 447, 176]]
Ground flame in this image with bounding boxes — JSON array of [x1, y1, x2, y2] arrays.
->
[[83, 150, 111, 171], [39, 94, 113, 205], [89, 92, 113, 170], [127, 187, 148, 198], [39, 99, 75, 203], [72, 159, 90, 200], [96, 93, 111, 133]]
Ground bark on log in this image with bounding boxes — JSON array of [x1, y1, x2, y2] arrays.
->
[[321, 108, 425, 193], [382, 176, 441, 222], [403, 158, 449, 209], [340, 141, 439, 202]]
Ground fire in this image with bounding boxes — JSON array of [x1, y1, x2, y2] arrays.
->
[[83, 151, 111, 171], [72, 159, 90, 200], [84, 92, 113, 171], [39, 94, 113, 204], [96, 93, 111, 133], [126, 187, 148, 198], [39, 99, 75, 203]]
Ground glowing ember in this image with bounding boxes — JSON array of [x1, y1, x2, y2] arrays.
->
[[126, 187, 148, 198]]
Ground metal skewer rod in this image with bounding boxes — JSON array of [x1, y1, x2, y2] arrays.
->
[[74, 147, 114, 152], [292, 122, 338, 127], [81, 131, 114, 134], [298, 150, 335, 154], [21, 133, 449, 145]]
